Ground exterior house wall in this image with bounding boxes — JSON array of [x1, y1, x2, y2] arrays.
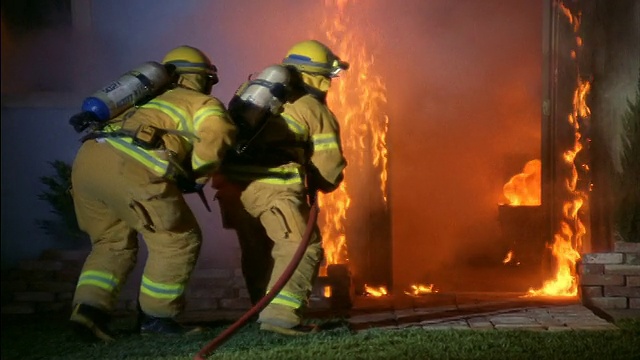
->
[[583, 0, 640, 250]]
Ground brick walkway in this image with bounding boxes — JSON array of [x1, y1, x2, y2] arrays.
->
[[308, 292, 621, 332]]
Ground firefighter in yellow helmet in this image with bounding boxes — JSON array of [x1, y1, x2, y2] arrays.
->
[[69, 45, 237, 341], [214, 39, 348, 335]]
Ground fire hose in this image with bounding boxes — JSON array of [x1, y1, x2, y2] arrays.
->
[[194, 195, 320, 360]]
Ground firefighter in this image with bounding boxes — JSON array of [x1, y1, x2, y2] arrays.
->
[[215, 39, 348, 335], [69, 45, 237, 341]]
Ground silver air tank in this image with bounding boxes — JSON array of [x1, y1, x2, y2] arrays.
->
[[70, 61, 176, 132], [234, 64, 290, 130]]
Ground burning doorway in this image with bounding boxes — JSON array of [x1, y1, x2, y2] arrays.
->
[[310, 0, 596, 306]]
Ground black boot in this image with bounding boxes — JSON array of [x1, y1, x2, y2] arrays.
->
[[139, 313, 203, 336], [69, 303, 115, 342]]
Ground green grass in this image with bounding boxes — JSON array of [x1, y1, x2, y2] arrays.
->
[[1, 315, 639, 360]]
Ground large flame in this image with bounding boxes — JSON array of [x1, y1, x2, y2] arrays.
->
[[315, 0, 390, 273], [502, 159, 542, 206], [527, 2, 588, 297]]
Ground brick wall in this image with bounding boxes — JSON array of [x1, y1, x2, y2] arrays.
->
[[4, 242, 639, 316], [579, 241, 640, 309], [1, 248, 252, 317]]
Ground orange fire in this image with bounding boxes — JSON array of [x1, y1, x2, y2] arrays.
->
[[315, 0, 390, 273], [364, 284, 388, 297], [404, 284, 438, 296], [502, 159, 542, 206], [527, 2, 587, 297], [501, 159, 541, 264], [502, 250, 520, 265]]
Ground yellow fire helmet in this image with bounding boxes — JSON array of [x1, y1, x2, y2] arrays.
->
[[282, 40, 349, 78], [162, 45, 219, 85]]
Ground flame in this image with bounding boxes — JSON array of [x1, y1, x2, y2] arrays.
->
[[501, 160, 541, 264], [502, 250, 522, 266], [364, 284, 388, 297], [502, 250, 514, 264], [316, 0, 390, 273], [502, 159, 542, 206], [404, 283, 438, 296], [528, 2, 588, 297]]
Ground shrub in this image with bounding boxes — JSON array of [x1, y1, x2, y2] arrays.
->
[[36, 160, 88, 248], [615, 76, 640, 242]]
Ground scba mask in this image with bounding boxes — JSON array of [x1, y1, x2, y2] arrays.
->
[[328, 59, 350, 78]]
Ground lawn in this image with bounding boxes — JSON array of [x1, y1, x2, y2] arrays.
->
[[1, 314, 639, 360]]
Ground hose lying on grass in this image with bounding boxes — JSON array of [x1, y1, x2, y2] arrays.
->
[[194, 197, 320, 360]]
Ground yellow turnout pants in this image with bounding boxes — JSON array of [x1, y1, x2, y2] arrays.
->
[[235, 181, 323, 327], [71, 140, 201, 318]]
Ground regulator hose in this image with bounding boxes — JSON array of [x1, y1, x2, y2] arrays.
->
[[194, 197, 320, 360]]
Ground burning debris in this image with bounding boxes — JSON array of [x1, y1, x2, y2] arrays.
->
[[311, 264, 354, 310], [499, 160, 543, 267], [361, 283, 439, 298], [498, 203, 545, 270], [363, 284, 388, 297], [502, 250, 521, 266], [404, 283, 438, 297]]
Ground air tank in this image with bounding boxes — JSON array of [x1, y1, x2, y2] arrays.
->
[[231, 64, 291, 131], [70, 61, 176, 132]]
